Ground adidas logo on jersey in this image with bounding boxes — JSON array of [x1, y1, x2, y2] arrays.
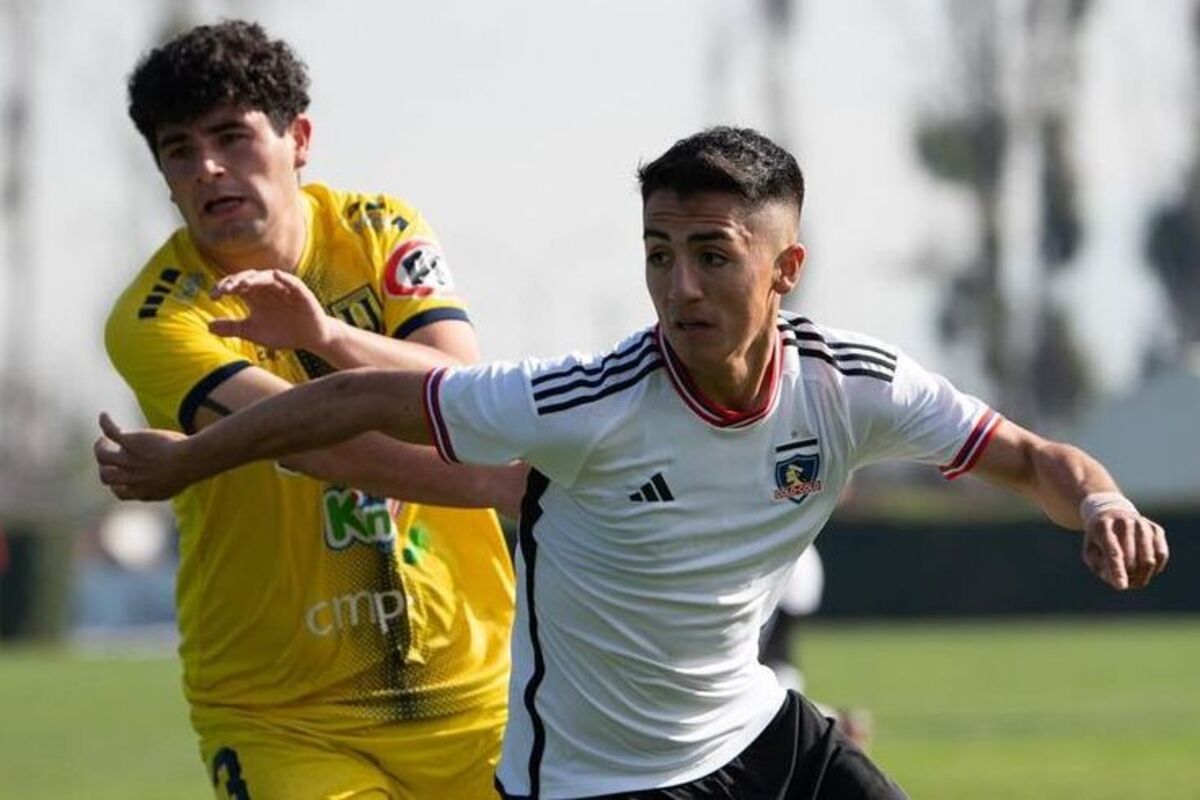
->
[[629, 472, 674, 503]]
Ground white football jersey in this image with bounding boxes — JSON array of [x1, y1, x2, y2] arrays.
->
[[425, 312, 1000, 798]]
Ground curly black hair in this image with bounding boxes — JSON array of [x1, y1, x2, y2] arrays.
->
[[637, 127, 805, 217], [127, 20, 310, 156]]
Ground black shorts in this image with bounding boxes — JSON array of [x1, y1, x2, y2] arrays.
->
[[592, 691, 907, 800]]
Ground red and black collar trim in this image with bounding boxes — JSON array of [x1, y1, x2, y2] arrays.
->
[[656, 326, 782, 429]]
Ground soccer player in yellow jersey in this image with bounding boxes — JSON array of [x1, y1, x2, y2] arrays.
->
[[107, 20, 521, 799]]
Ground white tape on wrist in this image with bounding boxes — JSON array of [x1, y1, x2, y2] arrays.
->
[[1079, 492, 1138, 526]]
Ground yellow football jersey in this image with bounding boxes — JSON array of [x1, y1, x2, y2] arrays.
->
[[106, 184, 513, 732]]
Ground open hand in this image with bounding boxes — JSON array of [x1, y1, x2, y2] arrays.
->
[[1081, 509, 1168, 590], [93, 413, 195, 500], [209, 269, 330, 352]]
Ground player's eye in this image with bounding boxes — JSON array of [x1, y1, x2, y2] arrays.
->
[[646, 250, 671, 268], [699, 250, 729, 268], [160, 144, 194, 163]]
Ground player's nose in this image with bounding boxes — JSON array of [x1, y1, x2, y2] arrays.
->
[[667, 260, 703, 302]]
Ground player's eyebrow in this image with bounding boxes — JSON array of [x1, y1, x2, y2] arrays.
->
[[687, 231, 734, 243], [643, 229, 734, 242], [156, 131, 191, 150], [157, 120, 248, 150]]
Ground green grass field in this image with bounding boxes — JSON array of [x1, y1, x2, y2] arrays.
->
[[802, 617, 1200, 799], [3, 617, 1198, 799]]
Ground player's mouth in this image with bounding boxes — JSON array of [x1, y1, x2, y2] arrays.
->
[[202, 195, 248, 216], [673, 319, 714, 332]]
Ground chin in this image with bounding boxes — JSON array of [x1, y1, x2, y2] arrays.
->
[[206, 222, 267, 249]]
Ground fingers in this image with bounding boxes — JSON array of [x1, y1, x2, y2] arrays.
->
[[210, 269, 278, 300], [210, 269, 301, 300], [1085, 525, 1129, 590], [98, 412, 125, 444], [97, 463, 131, 486], [93, 435, 128, 468], [1083, 513, 1169, 590], [1153, 526, 1170, 575], [208, 318, 246, 338]]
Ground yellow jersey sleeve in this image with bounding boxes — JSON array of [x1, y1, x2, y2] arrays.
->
[[105, 256, 254, 433], [341, 191, 471, 339]]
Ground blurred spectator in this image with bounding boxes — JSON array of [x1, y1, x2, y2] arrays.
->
[[72, 505, 175, 631]]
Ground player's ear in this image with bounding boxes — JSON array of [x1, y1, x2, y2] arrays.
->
[[289, 114, 313, 170], [773, 243, 805, 295]]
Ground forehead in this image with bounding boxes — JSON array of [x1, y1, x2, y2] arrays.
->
[[643, 192, 753, 246], [643, 190, 798, 244], [643, 190, 750, 226]]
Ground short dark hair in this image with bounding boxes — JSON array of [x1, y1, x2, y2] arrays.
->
[[127, 20, 310, 155], [637, 127, 805, 217]]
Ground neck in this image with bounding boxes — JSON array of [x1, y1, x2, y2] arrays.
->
[[679, 327, 778, 412]]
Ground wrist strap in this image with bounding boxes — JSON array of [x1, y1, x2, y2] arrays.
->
[[1079, 492, 1137, 526]]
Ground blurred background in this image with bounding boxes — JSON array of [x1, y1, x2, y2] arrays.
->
[[0, 0, 1196, 797]]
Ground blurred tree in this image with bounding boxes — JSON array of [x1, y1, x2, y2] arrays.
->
[[915, 0, 1092, 426], [1142, 0, 1200, 352], [915, 0, 1012, 408], [1026, 0, 1093, 424], [1, 0, 35, 470]]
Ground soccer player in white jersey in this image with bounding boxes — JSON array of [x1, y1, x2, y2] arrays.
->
[[96, 127, 1169, 799]]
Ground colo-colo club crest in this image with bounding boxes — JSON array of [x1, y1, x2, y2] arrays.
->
[[773, 439, 824, 505]]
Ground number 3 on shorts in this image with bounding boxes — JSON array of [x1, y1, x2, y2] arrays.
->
[[212, 747, 251, 799]]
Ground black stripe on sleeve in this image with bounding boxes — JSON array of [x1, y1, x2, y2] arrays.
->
[[535, 358, 663, 415], [777, 316, 898, 363], [785, 342, 895, 383], [531, 331, 655, 387], [531, 344, 659, 402], [390, 307, 472, 340], [178, 360, 252, 434]]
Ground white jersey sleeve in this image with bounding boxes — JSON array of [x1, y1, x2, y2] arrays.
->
[[423, 357, 598, 487], [847, 349, 1001, 479]]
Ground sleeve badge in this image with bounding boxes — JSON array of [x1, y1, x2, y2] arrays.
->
[[384, 238, 454, 297]]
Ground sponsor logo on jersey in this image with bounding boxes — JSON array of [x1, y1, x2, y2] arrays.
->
[[304, 589, 406, 637], [773, 438, 824, 504], [323, 488, 400, 550], [328, 285, 384, 333], [383, 238, 453, 297]]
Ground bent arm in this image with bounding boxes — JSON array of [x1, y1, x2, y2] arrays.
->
[[971, 419, 1116, 529], [972, 419, 1168, 589], [315, 316, 479, 370], [208, 269, 479, 370]]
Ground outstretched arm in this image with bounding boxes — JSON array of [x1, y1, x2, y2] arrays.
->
[[972, 419, 1169, 590], [96, 367, 434, 500], [104, 270, 527, 513]]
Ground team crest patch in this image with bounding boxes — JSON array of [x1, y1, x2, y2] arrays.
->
[[328, 285, 384, 333], [773, 439, 824, 504], [384, 238, 453, 297]]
